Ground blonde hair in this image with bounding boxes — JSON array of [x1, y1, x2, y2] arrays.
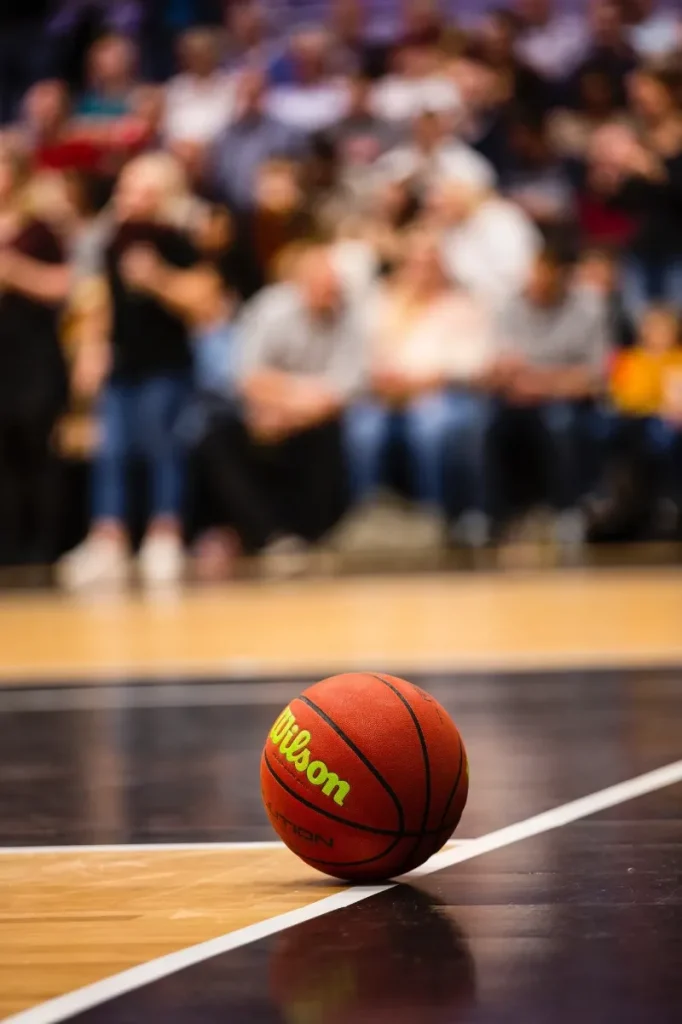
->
[[119, 151, 189, 223]]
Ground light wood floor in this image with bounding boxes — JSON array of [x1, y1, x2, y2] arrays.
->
[[0, 568, 680, 682]]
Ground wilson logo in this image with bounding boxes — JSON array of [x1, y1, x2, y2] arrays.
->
[[269, 706, 351, 807]]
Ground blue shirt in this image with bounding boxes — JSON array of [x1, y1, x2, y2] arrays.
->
[[207, 115, 306, 210]]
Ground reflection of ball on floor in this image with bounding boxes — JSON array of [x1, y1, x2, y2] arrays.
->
[[269, 886, 476, 1024], [261, 672, 468, 881]]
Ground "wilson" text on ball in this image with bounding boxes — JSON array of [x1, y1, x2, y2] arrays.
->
[[269, 706, 351, 807]]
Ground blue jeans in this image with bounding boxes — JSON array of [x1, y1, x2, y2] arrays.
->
[[344, 392, 489, 510], [621, 256, 682, 325], [92, 375, 191, 523]]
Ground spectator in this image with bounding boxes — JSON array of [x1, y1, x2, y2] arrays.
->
[[503, 111, 575, 227], [163, 28, 235, 147], [624, 0, 682, 60], [609, 304, 682, 531], [575, 0, 637, 101], [196, 243, 363, 576], [206, 68, 305, 211], [448, 54, 514, 178], [328, 0, 390, 79], [247, 157, 317, 286], [266, 28, 349, 134], [608, 63, 682, 320], [474, 8, 552, 116], [0, 142, 71, 567], [549, 67, 631, 161], [222, 1, 278, 74], [514, 0, 589, 84], [59, 152, 218, 589], [22, 80, 103, 174], [343, 227, 493, 547], [328, 72, 400, 201], [372, 41, 460, 123], [492, 240, 611, 548], [77, 34, 138, 120], [432, 158, 540, 309], [376, 106, 494, 201]]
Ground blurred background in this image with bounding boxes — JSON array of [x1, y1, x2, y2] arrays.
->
[[1, 0, 682, 591]]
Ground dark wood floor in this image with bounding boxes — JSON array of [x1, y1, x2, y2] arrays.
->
[[1, 667, 681, 1023]]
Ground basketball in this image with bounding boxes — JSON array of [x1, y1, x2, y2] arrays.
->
[[260, 672, 469, 881]]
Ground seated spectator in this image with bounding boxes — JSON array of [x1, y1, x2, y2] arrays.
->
[[328, 72, 401, 203], [376, 105, 494, 201], [448, 54, 515, 178], [328, 0, 390, 79], [195, 243, 363, 576], [76, 34, 138, 120], [625, 0, 682, 60], [574, 0, 637, 102], [59, 152, 218, 589], [503, 111, 575, 227], [21, 80, 103, 174], [266, 28, 349, 134], [343, 227, 493, 547], [431, 158, 540, 309], [222, 1, 279, 74], [491, 240, 611, 548], [0, 141, 71, 568], [473, 8, 552, 116], [372, 40, 460, 123], [247, 158, 317, 286], [549, 67, 631, 161], [609, 305, 682, 532], [514, 0, 589, 84], [206, 68, 306, 211], [163, 28, 235, 147]]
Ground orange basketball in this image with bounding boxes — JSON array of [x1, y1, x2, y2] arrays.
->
[[260, 672, 468, 881]]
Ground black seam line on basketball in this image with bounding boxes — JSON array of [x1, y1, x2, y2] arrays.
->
[[438, 733, 465, 832], [369, 675, 431, 838], [263, 751, 447, 838], [300, 835, 406, 869], [295, 694, 405, 832]]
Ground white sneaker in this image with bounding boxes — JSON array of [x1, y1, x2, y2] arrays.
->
[[260, 535, 311, 580], [57, 536, 131, 592], [138, 533, 185, 586]]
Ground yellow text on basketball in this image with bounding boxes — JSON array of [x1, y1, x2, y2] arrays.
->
[[269, 707, 351, 807]]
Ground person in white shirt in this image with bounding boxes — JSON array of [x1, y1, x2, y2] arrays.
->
[[375, 104, 495, 200], [515, 0, 590, 82], [163, 28, 235, 146], [371, 41, 461, 123], [432, 160, 541, 311], [625, 0, 681, 58], [266, 28, 349, 133], [344, 227, 494, 531]]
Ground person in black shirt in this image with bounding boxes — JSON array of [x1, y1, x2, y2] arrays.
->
[[0, 143, 71, 568], [59, 152, 217, 589]]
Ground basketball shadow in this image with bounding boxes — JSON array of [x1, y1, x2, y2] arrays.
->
[[268, 883, 477, 1023]]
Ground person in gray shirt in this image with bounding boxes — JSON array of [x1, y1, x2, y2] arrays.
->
[[491, 239, 612, 546], [205, 67, 307, 211], [196, 242, 366, 575]]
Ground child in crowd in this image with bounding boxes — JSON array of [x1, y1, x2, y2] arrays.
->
[[610, 305, 682, 531]]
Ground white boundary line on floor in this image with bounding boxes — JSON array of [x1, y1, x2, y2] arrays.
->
[[5, 758, 682, 1024]]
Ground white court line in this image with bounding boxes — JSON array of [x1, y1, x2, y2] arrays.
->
[[5, 758, 682, 1024]]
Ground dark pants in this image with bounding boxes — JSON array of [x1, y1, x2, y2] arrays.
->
[[197, 414, 346, 551], [610, 415, 682, 504], [0, 403, 62, 565], [491, 400, 596, 515]]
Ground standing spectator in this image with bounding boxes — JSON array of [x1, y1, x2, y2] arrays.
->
[[624, 0, 682, 60], [492, 241, 611, 548], [206, 68, 306, 211], [196, 243, 363, 576], [77, 34, 138, 120], [266, 28, 349, 134], [344, 228, 493, 546], [0, 143, 71, 567], [163, 28, 235, 148], [59, 153, 217, 589], [432, 159, 540, 310], [514, 0, 589, 84], [610, 64, 682, 320], [0, 2, 50, 124]]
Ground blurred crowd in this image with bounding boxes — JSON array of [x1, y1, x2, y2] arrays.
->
[[1, 0, 682, 586]]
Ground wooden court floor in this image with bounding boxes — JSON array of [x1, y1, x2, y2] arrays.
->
[[1, 568, 681, 1023]]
